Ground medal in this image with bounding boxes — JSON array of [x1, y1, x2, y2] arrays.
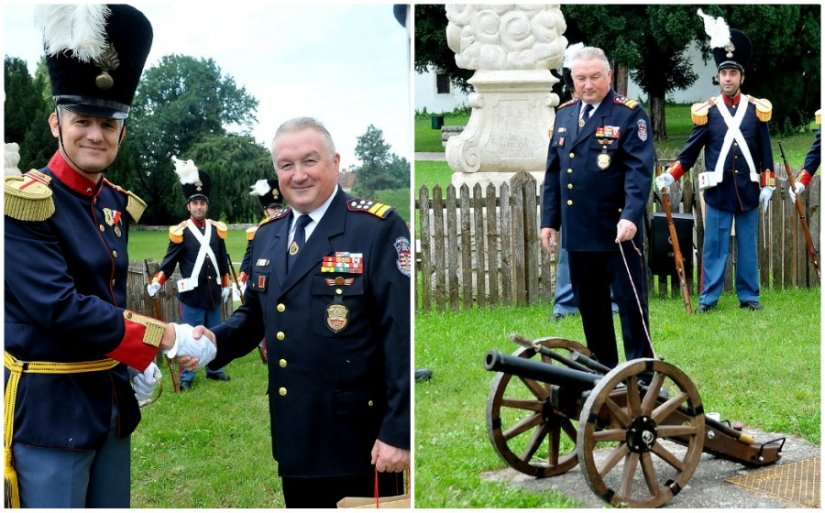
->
[[597, 153, 611, 170], [289, 241, 299, 256], [578, 118, 585, 128]]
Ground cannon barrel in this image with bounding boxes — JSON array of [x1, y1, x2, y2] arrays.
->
[[485, 350, 603, 390]]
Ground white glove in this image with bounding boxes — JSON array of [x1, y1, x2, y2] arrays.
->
[[239, 281, 247, 295], [655, 173, 675, 191], [221, 286, 232, 302], [759, 186, 775, 213], [146, 282, 161, 297], [176, 329, 217, 370], [789, 181, 805, 203], [163, 322, 192, 358], [130, 362, 160, 403]]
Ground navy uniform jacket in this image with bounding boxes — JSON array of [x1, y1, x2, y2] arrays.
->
[[156, 218, 230, 310], [4, 152, 160, 450], [803, 128, 821, 175], [541, 89, 654, 250], [209, 188, 411, 478], [673, 94, 773, 212]]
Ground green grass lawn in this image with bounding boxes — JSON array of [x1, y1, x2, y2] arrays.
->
[[415, 111, 471, 152], [414, 288, 820, 508]]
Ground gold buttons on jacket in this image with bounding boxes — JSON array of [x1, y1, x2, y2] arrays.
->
[[112, 250, 118, 258], [276, 331, 285, 341], [335, 288, 343, 295], [567, 183, 573, 190], [276, 303, 285, 312], [279, 359, 287, 368], [569, 152, 575, 159], [618, 208, 623, 213], [99, 224, 105, 232], [567, 199, 573, 206], [278, 387, 287, 396], [368, 400, 374, 407], [567, 168, 573, 174]]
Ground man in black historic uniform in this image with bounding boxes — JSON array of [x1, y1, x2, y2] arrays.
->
[[4, 5, 215, 508], [540, 46, 655, 370], [789, 110, 821, 202], [189, 117, 411, 507], [656, 13, 774, 312], [147, 158, 232, 390], [239, 177, 285, 288]]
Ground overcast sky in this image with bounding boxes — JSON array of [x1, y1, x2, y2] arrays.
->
[[2, 2, 412, 170]]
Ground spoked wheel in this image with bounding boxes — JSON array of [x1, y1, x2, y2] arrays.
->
[[486, 337, 595, 477], [577, 358, 705, 508]]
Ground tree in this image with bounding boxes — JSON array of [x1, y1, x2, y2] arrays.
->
[[4, 56, 54, 170], [108, 55, 261, 223], [351, 125, 409, 198], [414, 4, 474, 92]]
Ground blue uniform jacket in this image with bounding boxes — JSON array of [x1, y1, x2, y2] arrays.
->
[[803, 128, 821, 175], [209, 189, 411, 478], [157, 218, 230, 310], [674, 95, 773, 212], [4, 152, 157, 450], [541, 89, 654, 251]]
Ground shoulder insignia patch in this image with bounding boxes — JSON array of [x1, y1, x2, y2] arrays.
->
[[691, 99, 714, 126], [347, 198, 393, 219], [747, 95, 772, 122], [5, 170, 54, 221], [245, 225, 258, 241], [613, 95, 639, 109], [169, 221, 186, 244], [209, 220, 228, 239], [558, 98, 579, 110]]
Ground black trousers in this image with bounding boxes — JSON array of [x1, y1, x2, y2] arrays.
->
[[568, 243, 653, 369], [281, 469, 404, 508]]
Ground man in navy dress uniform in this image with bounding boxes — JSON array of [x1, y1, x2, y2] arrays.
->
[[540, 46, 655, 370], [190, 117, 411, 507], [789, 110, 821, 202], [656, 16, 774, 312], [4, 5, 214, 507], [148, 159, 232, 389]]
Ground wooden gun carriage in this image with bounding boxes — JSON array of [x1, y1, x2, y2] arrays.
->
[[484, 335, 785, 508]]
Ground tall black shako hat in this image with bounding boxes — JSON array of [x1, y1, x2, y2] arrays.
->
[[36, 4, 153, 119], [698, 9, 751, 73], [173, 156, 210, 202], [249, 178, 283, 210]]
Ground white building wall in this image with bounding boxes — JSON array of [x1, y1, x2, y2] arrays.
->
[[415, 65, 468, 114]]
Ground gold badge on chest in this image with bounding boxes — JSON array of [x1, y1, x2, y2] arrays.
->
[[325, 304, 349, 333], [597, 153, 611, 170], [289, 241, 299, 256]]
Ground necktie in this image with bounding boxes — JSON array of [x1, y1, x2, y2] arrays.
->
[[579, 103, 593, 128], [287, 214, 311, 272]]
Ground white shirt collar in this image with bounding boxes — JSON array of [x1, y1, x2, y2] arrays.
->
[[289, 185, 338, 240]]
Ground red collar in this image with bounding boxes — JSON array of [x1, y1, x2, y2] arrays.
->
[[47, 152, 100, 197], [722, 92, 741, 107], [189, 216, 206, 228]]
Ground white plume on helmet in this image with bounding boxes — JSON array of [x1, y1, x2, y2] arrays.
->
[[35, 4, 111, 63], [250, 179, 272, 196], [696, 8, 731, 50], [172, 156, 200, 185]]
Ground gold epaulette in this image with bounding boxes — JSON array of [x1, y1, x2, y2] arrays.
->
[[612, 95, 639, 109], [104, 180, 147, 222], [690, 98, 714, 126], [246, 225, 258, 241], [123, 310, 165, 347], [815, 109, 821, 125], [558, 98, 578, 110], [347, 198, 393, 219], [209, 220, 228, 239], [747, 95, 772, 122], [169, 221, 186, 244], [5, 170, 54, 222]]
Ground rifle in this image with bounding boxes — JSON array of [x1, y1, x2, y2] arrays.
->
[[144, 260, 180, 393], [778, 141, 820, 280], [656, 161, 693, 314], [226, 251, 267, 363]]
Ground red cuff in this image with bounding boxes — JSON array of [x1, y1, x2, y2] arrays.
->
[[669, 161, 685, 180], [238, 272, 248, 284], [222, 274, 231, 287], [152, 271, 167, 286], [105, 321, 160, 371], [799, 170, 813, 187], [761, 170, 776, 187]]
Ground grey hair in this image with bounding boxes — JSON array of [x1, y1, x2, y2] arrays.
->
[[271, 117, 336, 157], [569, 46, 612, 73]]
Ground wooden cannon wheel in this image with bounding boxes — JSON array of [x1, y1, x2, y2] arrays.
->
[[486, 337, 593, 477], [577, 358, 705, 508]]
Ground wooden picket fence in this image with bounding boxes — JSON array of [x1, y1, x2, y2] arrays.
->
[[416, 166, 820, 312]]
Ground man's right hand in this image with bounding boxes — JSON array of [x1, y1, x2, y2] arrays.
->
[[174, 325, 217, 371], [146, 282, 161, 297], [789, 181, 805, 203], [540, 227, 557, 256], [655, 173, 675, 191]]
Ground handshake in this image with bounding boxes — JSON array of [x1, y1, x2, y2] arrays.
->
[[129, 323, 217, 402]]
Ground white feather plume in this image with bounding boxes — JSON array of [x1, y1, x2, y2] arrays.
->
[[562, 42, 584, 69], [697, 8, 731, 50], [172, 156, 200, 185], [35, 5, 111, 63], [249, 179, 272, 197]]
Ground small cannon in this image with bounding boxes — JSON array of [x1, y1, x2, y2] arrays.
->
[[484, 335, 785, 508]]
